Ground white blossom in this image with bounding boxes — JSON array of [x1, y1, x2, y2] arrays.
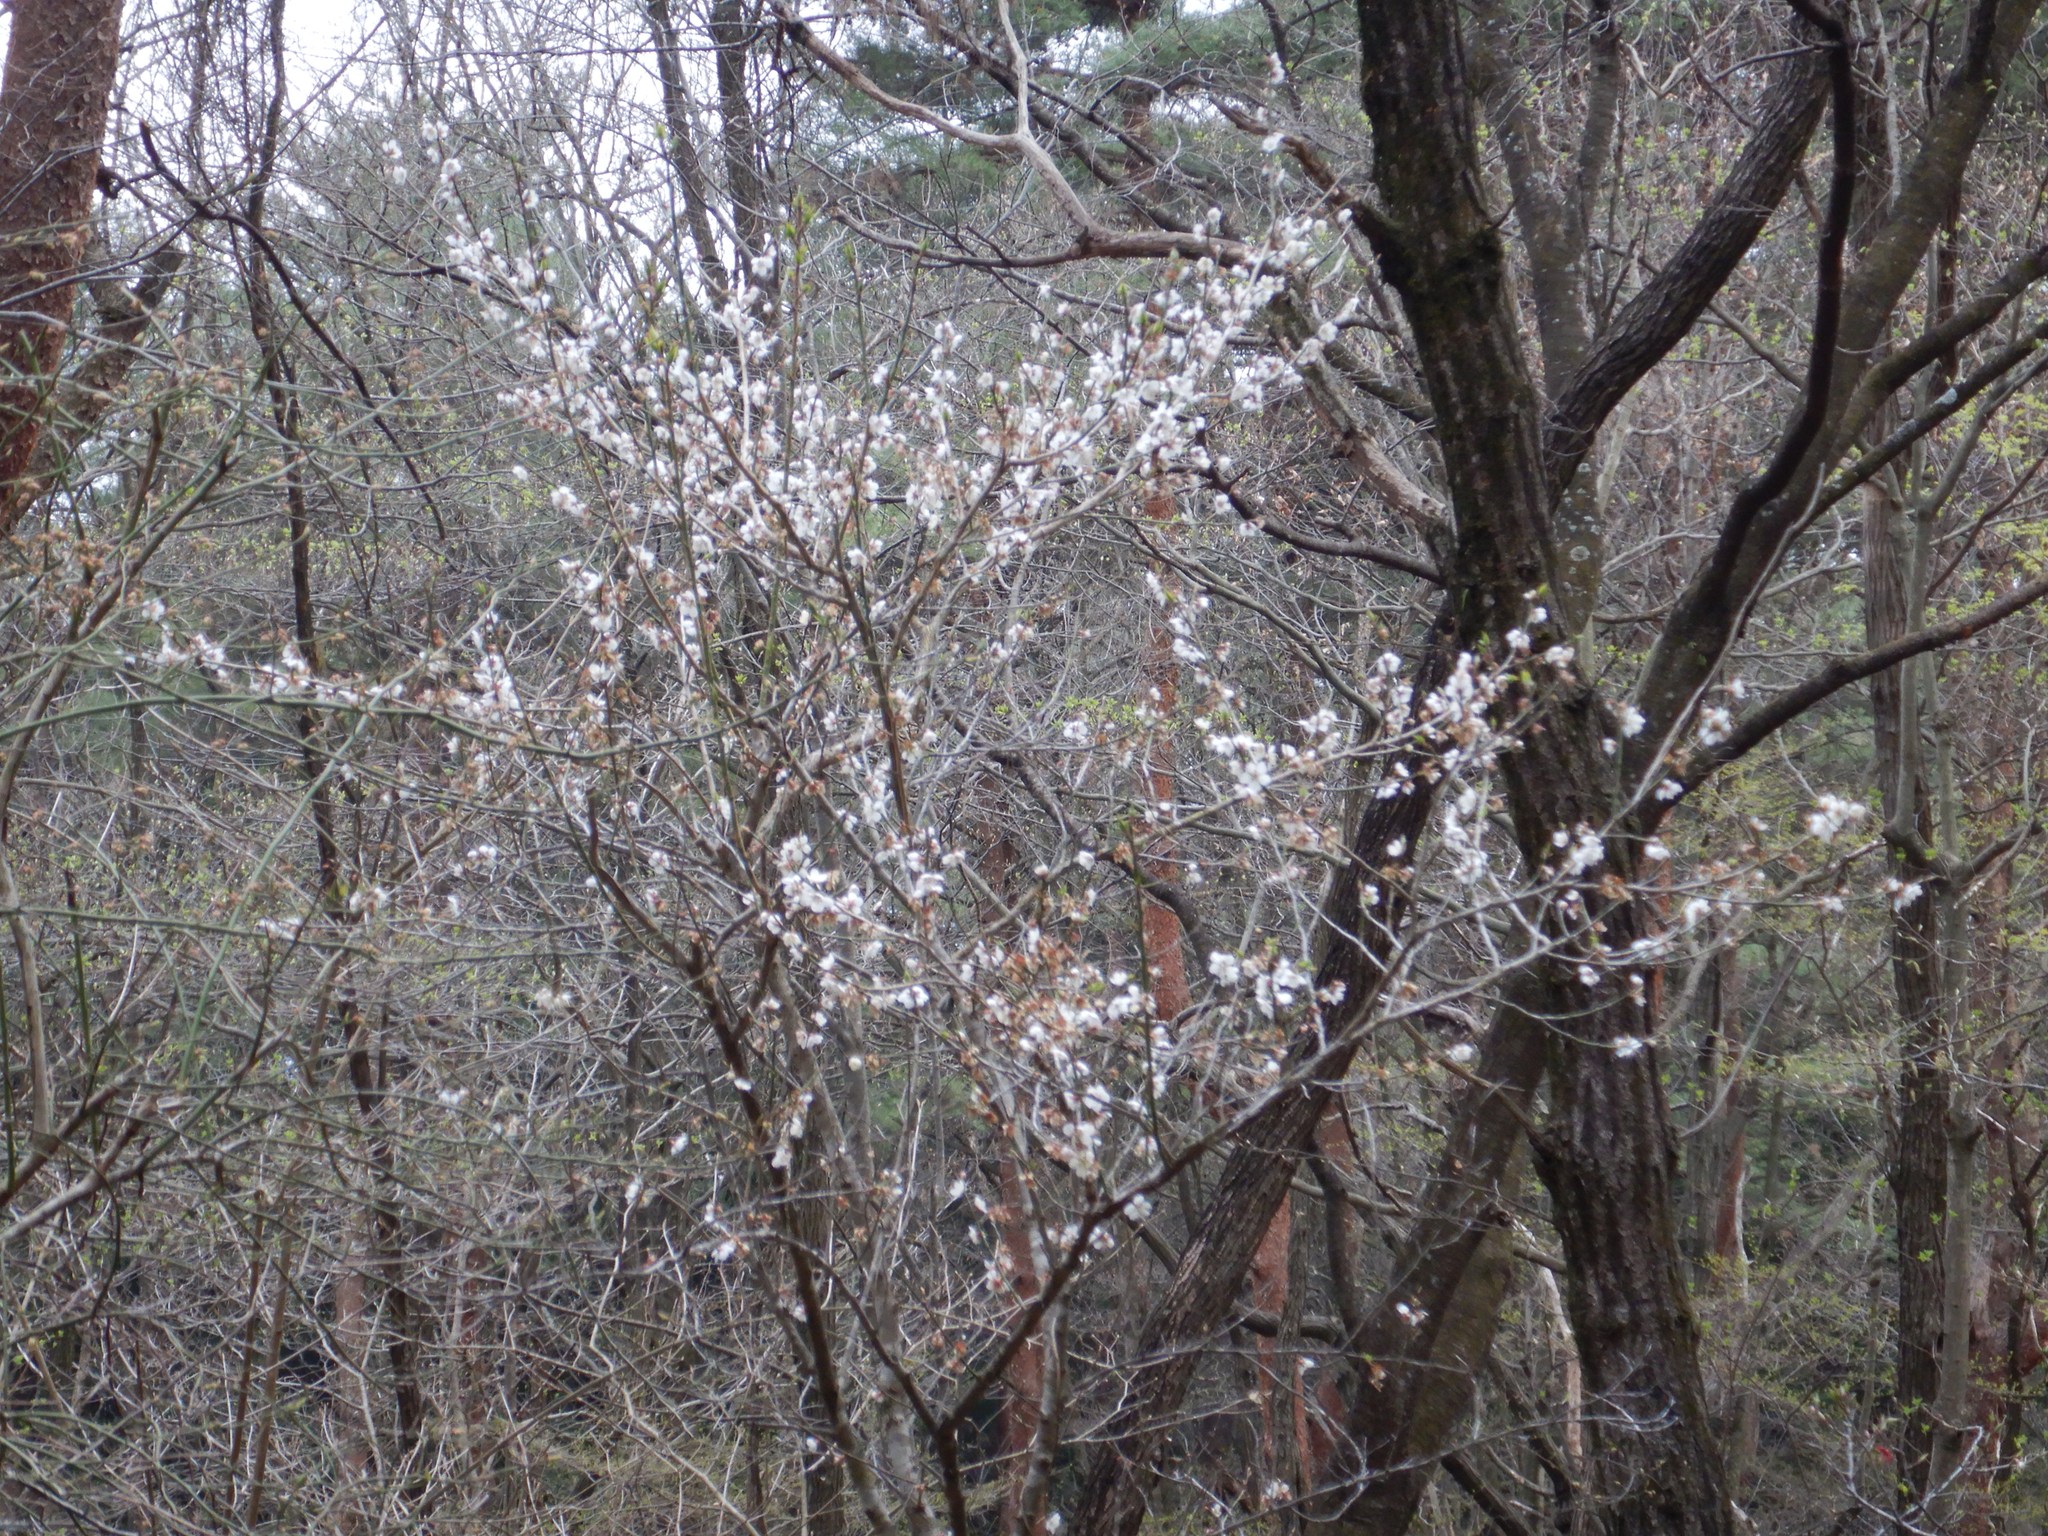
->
[[1806, 794, 1869, 845]]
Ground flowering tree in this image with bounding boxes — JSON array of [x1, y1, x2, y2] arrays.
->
[[8, 1, 2048, 1535]]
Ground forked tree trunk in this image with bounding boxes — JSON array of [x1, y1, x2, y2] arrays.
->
[[1345, 3, 1734, 1526], [1072, 0, 2044, 1524]]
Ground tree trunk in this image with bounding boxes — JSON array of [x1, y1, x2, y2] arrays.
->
[[1524, 895, 1731, 1536], [1346, 3, 1734, 1527], [1865, 463, 1959, 1514], [0, 0, 126, 531], [1925, 1114, 1985, 1529], [992, 1153, 1046, 1536], [1690, 945, 1751, 1288], [707, 0, 772, 292]]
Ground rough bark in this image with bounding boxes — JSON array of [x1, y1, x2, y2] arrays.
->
[[1545, 45, 1826, 482], [1053, 5, 2045, 1534], [0, 0, 127, 532], [1528, 940, 1728, 1536], [1341, 5, 1736, 1531]]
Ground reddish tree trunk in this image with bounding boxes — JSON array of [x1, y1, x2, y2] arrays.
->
[[1137, 484, 1301, 1510], [993, 1154, 1046, 1536], [0, 0, 126, 532], [1136, 486, 1192, 1024]]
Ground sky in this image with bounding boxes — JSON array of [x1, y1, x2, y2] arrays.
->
[[286, 0, 378, 69]]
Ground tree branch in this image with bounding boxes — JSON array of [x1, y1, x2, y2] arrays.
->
[[1676, 568, 2048, 793], [1544, 38, 1826, 482], [1676, 0, 1853, 652]]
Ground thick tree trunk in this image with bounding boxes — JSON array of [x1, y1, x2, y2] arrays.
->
[[1531, 986, 1729, 1536], [1511, 732, 1731, 1536], [1345, 4, 1733, 1530], [1310, 3, 2045, 1528], [1074, 3, 1835, 1528], [0, 0, 126, 532]]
